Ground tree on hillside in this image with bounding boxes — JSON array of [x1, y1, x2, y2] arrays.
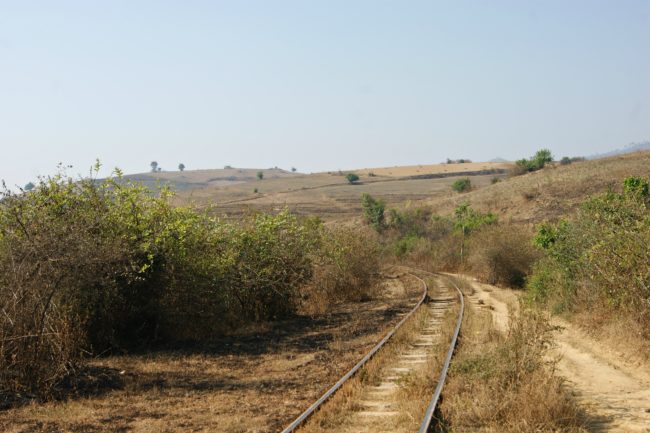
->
[[24, 182, 35, 191], [256, 171, 264, 180], [346, 173, 360, 184], [514, 148, 554, 175], [533, 149, 553, 167], [150, 161, 158, 172], [291, 167, 297, 172], [178, 163, 185, 172]]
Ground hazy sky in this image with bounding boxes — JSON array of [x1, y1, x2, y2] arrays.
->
[[1, 1, 649, 188]]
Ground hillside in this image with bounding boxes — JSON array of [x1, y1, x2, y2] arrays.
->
[[423, 151, 650, 224], [172, 162, 510, 219]]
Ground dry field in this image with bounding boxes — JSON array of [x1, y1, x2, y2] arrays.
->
[[169, 162, 510, 220], [0, 274, 422, 433]]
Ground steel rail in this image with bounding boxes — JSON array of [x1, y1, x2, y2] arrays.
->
[[280, 272, 429, 433], [417, 274, 465, 433]]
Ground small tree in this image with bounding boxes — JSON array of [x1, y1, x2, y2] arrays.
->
[[24, 182, 35, 191], [361, 193, 385, 230], [178, 163, 185, 172], [291, 167, 297, 172], [150, 161, 158, 172], [346, 173, 360, 184], [452, 178, 471, 193], [256, 171, 264, 180], [533, 148, 553, 168]]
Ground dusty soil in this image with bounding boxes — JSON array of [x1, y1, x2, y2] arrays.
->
[[0, 275, 422, 433], [455, 274, 650, 432], [552, 319, 650, 432]]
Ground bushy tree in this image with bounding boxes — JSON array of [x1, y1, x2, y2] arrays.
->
[[514, 148, 554, 174], [452, 178, 471, 192], [178, 163, 185, 172], [150, 161, 158, 172], [257, 171, 264, 180], [346, 173, 360, 184]]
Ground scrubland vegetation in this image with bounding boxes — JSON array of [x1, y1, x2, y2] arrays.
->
[[0, 165, 380, 402], [528, 176, 650, 339], [372, 173, 650, 339]]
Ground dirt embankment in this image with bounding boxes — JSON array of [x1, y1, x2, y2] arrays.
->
[[1, 274, 423, 433]]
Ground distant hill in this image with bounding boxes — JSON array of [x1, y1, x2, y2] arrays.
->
[[588, 141, 650, 160], [120, 168, 298, 191]]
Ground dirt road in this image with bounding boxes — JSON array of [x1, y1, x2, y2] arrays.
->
[[455, 274, 650, 432]]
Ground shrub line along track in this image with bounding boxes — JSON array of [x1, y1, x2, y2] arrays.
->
[[281, 269, 464, 433]]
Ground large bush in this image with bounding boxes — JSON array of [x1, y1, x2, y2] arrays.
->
[[528, 177, 650, 336], [467, 225, 540, 288], [310, 225, 380, 303], [0, 168, 329, 398]]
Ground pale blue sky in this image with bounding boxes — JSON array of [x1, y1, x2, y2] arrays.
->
[[1, 1, 649, 188]]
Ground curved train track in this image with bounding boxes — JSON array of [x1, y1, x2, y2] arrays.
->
[[281, 269, 464, 433]]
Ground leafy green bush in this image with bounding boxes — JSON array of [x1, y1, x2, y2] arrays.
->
[[346, 173, 360, 184], [361, 193, 385, 230], [451, 178, 471, 192], [513, 148, 554, 175]]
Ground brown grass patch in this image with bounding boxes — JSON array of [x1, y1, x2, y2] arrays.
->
[[438, 306, 588, 432]]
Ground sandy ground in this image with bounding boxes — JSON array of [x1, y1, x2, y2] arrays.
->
[[552, 319, 650, 432], [454, 274, 650, 432]]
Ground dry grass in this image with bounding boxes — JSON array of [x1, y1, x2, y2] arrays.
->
[[0, 275, 423, 433], [438, 305, 589, 432], [172, 169, 509, 221]]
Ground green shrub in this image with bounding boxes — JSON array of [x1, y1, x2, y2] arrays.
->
[[513, 148, 554, 175], [361, 193, 385, 230], [346, 173, 360, 184], [451, 178, 471, 193], [623, 176, 649, 198]]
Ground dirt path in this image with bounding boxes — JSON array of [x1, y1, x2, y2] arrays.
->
[[454, 274, 650, 432], [552, 319, 650, 432]]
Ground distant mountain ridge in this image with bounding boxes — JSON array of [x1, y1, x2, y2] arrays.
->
[[588, 141, 650, 160]]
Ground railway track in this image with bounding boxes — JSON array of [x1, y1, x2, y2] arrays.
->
[[281, 270, 464, 433]]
